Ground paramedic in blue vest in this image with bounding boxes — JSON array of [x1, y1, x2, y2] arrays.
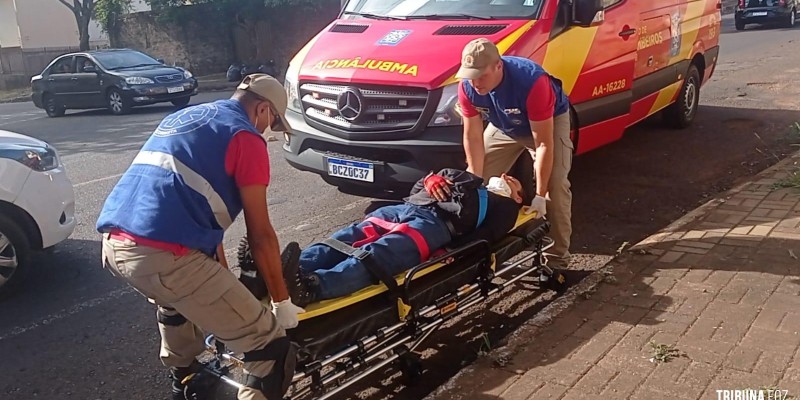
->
[[96, 74, 303, 400], [440, 38, 574, 269]]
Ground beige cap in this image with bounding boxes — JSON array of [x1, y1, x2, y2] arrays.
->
[[237, 73, 292, 133], [456, 38, 501, 79]]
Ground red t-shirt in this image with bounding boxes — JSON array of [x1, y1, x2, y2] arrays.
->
[[458, 74, 556, 122], [224, 131, 271, 188]]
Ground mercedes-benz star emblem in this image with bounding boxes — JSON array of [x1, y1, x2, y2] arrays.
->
[[337, 88, 363, 122]]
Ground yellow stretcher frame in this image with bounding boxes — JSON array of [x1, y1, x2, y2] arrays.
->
[[287, 210, 540, 321]]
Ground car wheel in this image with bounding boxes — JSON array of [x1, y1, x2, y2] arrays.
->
[[107, 88, 131, 115], [44, 94, 65, 118], [735, 18, 745, 30], [171, 96, 191, 107], [0, 214, 31, 301], [662, 64, 701, 129]]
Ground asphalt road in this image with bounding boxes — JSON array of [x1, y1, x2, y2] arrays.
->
[[0, 15, 798, 400]]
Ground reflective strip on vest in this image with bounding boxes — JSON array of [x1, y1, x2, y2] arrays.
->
[[132, 151, 234, 230]]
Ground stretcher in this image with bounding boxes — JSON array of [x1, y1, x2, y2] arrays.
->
[[183, 210, 566, 400]]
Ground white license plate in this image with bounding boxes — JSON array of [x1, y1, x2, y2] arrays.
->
[[752, 11, 768, 16], [167, 86, 184, 93], [327, 158, 374, 182]]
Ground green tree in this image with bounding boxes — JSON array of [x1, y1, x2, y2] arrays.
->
[[94, 0, 133, 34], [58, 0, 96, 50]]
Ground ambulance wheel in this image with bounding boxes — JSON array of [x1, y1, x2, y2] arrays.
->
[[662, 64, 700, 129], [398, 352, 423, 385]]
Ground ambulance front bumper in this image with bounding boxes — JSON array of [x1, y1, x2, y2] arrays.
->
[[282, 109, 467, 198]]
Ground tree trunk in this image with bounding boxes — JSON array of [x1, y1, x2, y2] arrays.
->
[[79, 15, 91, 50]]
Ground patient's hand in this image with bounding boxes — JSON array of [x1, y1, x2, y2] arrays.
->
[[424, 173, 453, 201]]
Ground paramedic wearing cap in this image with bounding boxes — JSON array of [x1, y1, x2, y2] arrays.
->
[[96, 73, 302, 400], [453, 38, 573, 268]]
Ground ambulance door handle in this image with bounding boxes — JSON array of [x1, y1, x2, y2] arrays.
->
[[619, 28, 636, 38]]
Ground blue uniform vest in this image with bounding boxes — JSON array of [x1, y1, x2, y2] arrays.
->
[[462, 56, 570, 140], [96, 99, 264, 256]]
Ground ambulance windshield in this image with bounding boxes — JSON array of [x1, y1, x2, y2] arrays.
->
[[342, 0, 543, 20]]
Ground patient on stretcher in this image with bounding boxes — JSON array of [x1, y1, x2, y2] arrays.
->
[[280, 168, 530, 307]]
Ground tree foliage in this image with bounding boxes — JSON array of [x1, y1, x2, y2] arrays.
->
[[94, 0, 133, 34]]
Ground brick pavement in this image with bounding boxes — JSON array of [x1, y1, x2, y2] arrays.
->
[[430, 152, 800, 400]]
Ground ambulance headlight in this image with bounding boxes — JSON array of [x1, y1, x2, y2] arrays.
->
[[284, 74, 301, 113], [428, 83, 462, 127]]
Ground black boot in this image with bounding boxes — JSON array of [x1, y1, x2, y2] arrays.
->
[[281, 242, 319, 308], [238, 236, 269, 300], [169, 360, 204, 400]]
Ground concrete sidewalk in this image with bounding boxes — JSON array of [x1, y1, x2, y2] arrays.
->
[[430, 150, 800, 400]]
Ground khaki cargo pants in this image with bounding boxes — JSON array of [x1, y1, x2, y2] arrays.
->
[[481, 112, 573, 268], [101, 234, 284, 400]]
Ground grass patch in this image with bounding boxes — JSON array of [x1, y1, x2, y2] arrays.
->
[[475, 333, 493, 357], [772, 169, 800, 191], [0, 87, 30, 103], [648, 341, 687, 364]]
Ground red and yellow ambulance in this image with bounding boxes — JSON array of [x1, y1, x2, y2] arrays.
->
[[282, 0, 722, 198]]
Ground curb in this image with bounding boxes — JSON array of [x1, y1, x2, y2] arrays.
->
[[426, 150, 800, 400]]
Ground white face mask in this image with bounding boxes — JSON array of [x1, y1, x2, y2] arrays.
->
[[486, 176, 512, 198], [255, 109, 275, 139]]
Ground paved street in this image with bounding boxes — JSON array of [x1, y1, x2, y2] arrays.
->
[[0, 15, 798, 400]]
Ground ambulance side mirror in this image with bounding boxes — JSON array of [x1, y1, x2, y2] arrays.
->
[[573, 0, 604, 27]]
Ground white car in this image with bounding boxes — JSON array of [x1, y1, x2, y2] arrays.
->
[[0, 130, 75, 299]]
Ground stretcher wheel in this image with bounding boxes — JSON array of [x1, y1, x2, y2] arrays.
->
[[397, 352, 423, 385]]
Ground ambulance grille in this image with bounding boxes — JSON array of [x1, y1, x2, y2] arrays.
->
[[299, 83, 430, 132], [434, 24, 507, 35], [330, 23, 369, 33]]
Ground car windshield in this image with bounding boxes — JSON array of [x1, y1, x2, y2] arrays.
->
[[341, 0, 543, 20], [93, 51, 162, 70]]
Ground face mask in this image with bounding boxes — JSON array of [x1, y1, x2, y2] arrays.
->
[[486, 176, 512, 198], [255, 108, 273, 137]]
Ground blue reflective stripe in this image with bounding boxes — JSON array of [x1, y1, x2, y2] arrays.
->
[[477, 188, 488, 228]]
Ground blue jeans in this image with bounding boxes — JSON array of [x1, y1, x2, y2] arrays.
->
[[300, 204, 452, 300]]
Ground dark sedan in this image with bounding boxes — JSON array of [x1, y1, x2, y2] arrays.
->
[[31, 49, 199, 117], [735, 0, 797, 30]]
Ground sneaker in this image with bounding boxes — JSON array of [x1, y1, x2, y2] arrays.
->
[[280, 242, 318, 308]]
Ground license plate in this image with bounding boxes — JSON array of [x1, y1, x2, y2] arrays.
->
[[752, 11, 768, 16], [167, 86, 184, 93], [327, 158, 374, 182]]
